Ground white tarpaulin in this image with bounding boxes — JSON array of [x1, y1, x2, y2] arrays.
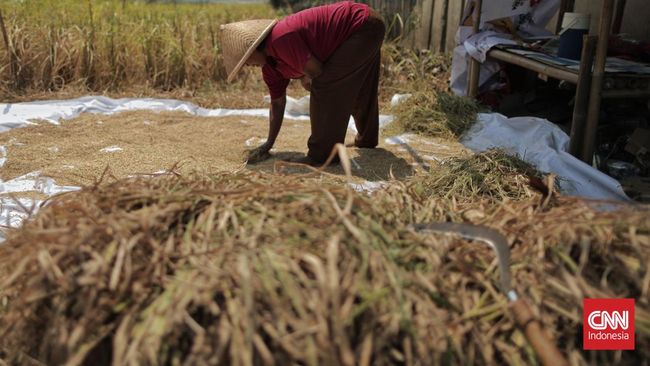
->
[[462, 113, 631, 202], [0, 172, 80, 241], [0, 95, 393, 134]]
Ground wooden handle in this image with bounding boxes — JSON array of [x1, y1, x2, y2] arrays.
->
[[510, 299, 569, 366]]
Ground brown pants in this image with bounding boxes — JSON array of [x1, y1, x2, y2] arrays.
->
[[308, 11, 385, 163]]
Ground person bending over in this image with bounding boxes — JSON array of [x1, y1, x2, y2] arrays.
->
[[220, 1, 385, 165]]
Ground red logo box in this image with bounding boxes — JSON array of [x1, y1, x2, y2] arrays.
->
[[583, 298, 635, 350]]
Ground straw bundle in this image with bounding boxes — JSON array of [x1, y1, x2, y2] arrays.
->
[[386, 89, 482, 140], [414, 150, 552, 202], [0, 171, 648, 365]]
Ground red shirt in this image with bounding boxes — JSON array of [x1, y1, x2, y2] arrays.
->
[[262, 1, 370, 99]]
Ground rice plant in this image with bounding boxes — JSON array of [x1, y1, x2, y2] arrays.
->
[[0, 0, 276, 96]]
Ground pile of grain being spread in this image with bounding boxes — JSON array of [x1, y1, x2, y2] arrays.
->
[[0, 169, 648, 365], [0, 112, 291, 185], [0, 110, 468, 187]]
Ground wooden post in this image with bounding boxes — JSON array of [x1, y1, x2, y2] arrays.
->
[[489, 50, 579, 83], [612, 0, 626, 34], [439, 0, 450, 52], [467, 0, 482, 98], [416, 0, 434, 49], [430, 0, 443, 51], [511, 299, 570, 366], [445, 0, 464, 52], [581, 0, 615, 165], [568, 36, 597, 160]]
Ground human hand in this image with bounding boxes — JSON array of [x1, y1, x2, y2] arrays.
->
[[300, 75, 312, 92], [245, 142, 272, 164]]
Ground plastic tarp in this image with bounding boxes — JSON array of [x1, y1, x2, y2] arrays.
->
[[462, 113, 631, 202], [0, 95, 393, 134], [0, 171, 80, 241]]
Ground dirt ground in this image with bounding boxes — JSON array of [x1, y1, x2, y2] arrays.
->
[[0, 110, 468, 187]]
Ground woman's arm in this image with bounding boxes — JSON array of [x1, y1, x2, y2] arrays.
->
[[266, 95, 287, 146], [247, 95, 286, 163]]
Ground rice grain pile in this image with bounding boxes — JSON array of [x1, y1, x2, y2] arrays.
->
[[0, 110, 463, 187], [0, 170, 648, 365]]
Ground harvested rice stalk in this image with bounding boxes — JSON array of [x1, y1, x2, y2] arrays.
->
[[385, 88, 482, 139], [0, 171, 648, 365], [411, 149, 550, 202]]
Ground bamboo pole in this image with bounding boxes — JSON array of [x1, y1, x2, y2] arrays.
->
[[568, 36, 597, 160], [488, 49, 579, 84], [511, 299, 569, 366], [467, 0, 482, 98], [581, 0, 615, 165], [612, 0, 626, 34]]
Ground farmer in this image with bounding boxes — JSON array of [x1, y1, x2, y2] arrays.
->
[[220, 1, 385, 165]]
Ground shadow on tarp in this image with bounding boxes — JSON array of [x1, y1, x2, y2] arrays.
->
[[246, 148, 414, 182]]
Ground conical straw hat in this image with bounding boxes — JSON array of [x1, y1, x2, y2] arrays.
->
[[220, 19, 278, 83]]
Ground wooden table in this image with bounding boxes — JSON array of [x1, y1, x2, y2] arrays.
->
[[488, 47, 650, 162], [467, 0, 650, 164]]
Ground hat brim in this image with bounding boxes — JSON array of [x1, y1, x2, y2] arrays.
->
[[227, 19, 278, 83]]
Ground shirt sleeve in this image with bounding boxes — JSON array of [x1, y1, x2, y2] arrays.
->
[[271, 32, 312, 75], [262, 64, 290, 100]]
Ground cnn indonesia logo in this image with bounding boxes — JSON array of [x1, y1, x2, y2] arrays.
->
[[583, 298, 635, 350]]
